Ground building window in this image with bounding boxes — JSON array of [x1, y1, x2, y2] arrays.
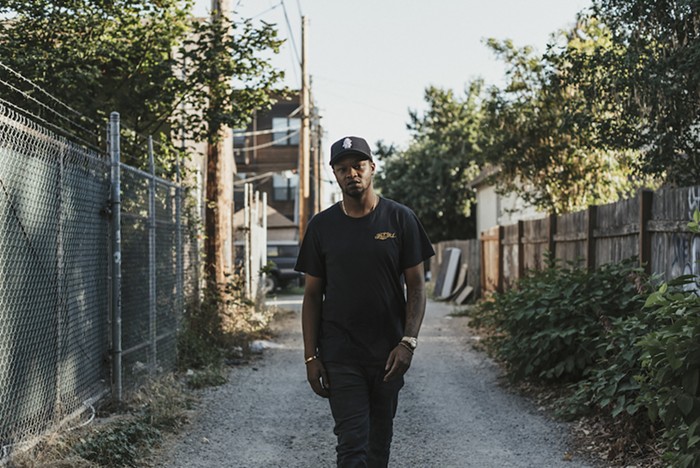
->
[[272, 117, 300, 146], [233, 129, 247, 149], [273, 173, 298, 201], [233, 129, 248, 164]]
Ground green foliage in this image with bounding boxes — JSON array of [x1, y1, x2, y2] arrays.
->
[[0, 0, 190, 159], [73, 419, 161, 467], [482, 24, 649, 214], [0, 0, 284, 168], [375, 84, 482, 241], [585, 0, 700, 185], [177, 273, 269, 389], [560, 305, 655, 422], [637, 275, 700, 467], [474, 256, 647, 381], [179, 12, 284, 144], [689, 209, 700, 234], [71, 375, 194, 467], [471, 212, 700, 464]]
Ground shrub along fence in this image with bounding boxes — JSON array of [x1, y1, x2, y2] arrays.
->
[[480, 186, 700, 294]]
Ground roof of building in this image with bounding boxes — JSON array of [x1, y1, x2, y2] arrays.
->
[[233, 204, 297, 229]]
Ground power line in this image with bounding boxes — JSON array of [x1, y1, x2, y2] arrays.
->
[[280, 0, 301, 66], [251, 1, 282, 19], [235, 129, 300, 151], [234, 124, 298, 137]]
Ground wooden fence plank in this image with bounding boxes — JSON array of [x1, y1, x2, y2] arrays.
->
[[639, 190, 653, 273]]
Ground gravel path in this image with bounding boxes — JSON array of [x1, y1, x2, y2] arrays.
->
[[155, 296, 594, 468]]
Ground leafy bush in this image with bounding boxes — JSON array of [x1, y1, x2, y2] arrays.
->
[[474, 256, 647, 381], [73, 419, 161, 467], [637, 275, 700, 468], [177, 274, 250, 372], [561, 312, 649, 420]]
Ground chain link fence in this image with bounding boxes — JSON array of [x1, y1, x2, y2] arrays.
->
[[0, 104, 199, 457], [0, 103, 111, 453]]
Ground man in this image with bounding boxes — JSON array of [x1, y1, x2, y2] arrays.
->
[[295, 135, 434, 467]]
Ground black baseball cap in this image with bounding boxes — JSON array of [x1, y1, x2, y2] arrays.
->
[[329, 136, 373, 166]]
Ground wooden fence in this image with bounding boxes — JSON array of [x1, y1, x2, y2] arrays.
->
[[431, 239, 480, 299], [480, 186, 700, 294]]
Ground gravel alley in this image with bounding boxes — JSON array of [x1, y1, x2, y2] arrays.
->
[[155, 296, 595, 468]]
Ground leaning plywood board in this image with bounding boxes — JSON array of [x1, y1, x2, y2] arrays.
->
[[454, 285, 474, 305], [447, 263, 468, 301], [435, 248, 461, 300]]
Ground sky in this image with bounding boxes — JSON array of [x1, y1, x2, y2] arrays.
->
[[193, 0, 592, 183]]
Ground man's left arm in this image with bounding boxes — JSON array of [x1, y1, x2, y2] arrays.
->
[[384, 262, 426, 382]]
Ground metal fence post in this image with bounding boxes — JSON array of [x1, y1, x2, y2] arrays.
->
[[175, 150, 183, 321], [53, 138, 66, 415], [109, 112, 123, 402], [148, 136, 157, 372]]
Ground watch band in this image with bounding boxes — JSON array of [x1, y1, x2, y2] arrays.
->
[[401, 336, 418, 350]]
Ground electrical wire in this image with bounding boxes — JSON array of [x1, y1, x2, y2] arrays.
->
[[280, 0, 301, 66], [234, 123, 298, 137], [235, 129, 300, 152], [251, 1, 282, 19]]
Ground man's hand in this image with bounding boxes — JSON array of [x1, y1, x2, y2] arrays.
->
[[384, 344, 413, 382], [306, 359, 330, 398]]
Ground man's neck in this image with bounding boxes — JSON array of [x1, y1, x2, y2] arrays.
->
[[341, 191, 379, 218]]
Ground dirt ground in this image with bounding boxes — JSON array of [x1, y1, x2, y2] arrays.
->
[[154, 296, 596, 468]]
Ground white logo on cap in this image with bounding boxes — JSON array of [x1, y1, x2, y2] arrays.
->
[[342, 137, 353, 149]]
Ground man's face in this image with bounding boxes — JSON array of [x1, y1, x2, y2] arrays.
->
[[332, 156, 375, 198]]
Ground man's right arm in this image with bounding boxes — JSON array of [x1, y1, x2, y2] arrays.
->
[[301, 274, 329, 398]]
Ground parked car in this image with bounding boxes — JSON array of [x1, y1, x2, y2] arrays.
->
[[263, 240, 303, 293]]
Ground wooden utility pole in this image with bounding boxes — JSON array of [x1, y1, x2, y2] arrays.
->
[[205, 0, 235, 287], [312, 96, 322, 214], [298, 16, 311, 240]]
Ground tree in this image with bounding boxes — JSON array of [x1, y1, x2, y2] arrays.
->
[[180, 5, 284, 287], [375, 84, 482, 242], [579, 0, 700, 185], [482, 23, 649, 214], [0, 0, 191, 165]]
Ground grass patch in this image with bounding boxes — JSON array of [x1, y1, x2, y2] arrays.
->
[[9, 375, 194, 468]]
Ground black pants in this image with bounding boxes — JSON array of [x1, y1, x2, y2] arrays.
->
[[324, 362, 404, 468]]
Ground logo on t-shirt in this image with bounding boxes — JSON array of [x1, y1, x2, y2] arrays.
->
[[374, 232, 397, 240]]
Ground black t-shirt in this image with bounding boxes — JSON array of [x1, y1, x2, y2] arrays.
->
[[295, 197, 435, 365]]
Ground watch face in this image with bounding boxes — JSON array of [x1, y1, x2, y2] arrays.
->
[[402, 337, 417, 349]]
